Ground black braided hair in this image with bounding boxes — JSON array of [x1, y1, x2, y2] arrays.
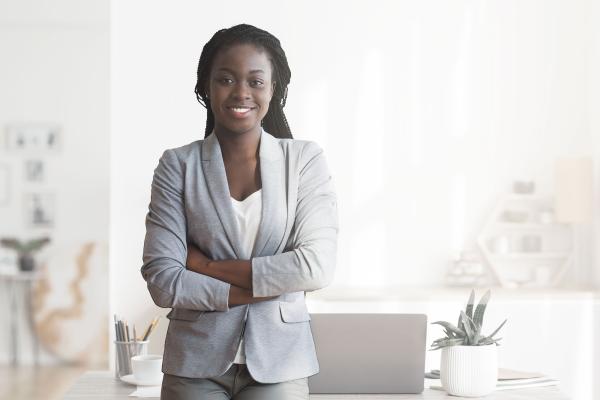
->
[[195, 24, 293, 139]]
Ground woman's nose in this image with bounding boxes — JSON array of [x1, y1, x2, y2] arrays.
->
[[232, 82, 251, 99]]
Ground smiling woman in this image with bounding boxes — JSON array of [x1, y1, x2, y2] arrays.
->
[[194, 24, 293, 139], [141, 23, 338, 400]]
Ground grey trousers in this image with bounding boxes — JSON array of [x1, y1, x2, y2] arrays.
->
[[160, 363, 309, 400]]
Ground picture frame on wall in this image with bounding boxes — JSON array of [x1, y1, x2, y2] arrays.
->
[[4, 123, 62, 154], [0, 164, 9, 206], [25, 160, 45, 182], [25, 192, 55, 228]]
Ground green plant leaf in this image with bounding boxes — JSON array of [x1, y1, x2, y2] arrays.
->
[[459, 289, 476, 331], [429, 337, 464, 350], [465, 289, 475, 319], [465, 312, 479, 344], [0, 237, 50, 255], [22, 237, 51, 253], [460, 311, 475, 344], [0, 238, 23, 252], [443, 328, 456, 339], [479, 336, 503, 346], [473, 289, 490, 328], [488, 319, 507, 338], [432, 321, 466, 337]]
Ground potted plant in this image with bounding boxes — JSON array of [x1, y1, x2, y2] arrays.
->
[[0, 237, 51, 272], [430, 289, 507, 397]]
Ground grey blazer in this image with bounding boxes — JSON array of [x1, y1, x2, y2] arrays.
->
[[141, 128, 338, 383]]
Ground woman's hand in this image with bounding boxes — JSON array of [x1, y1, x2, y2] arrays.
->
[[186, 243, 212, 274], [228, 285, 278, 306]]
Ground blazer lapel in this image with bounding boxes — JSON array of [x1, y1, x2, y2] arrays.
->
[[201, 128, 288, 260], [252, 128, 287, 258], [201, 132, 243, 259]]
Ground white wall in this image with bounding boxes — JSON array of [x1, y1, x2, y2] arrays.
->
[[0, 0, 109, 366], [111, 0, 597, 313], [590, 0, 600, 291], [588, 0, 600, 397]]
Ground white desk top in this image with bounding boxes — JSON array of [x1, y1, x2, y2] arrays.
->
[[64, 371, 569, 399]]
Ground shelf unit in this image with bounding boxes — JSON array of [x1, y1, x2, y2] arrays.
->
[[476, 194, 574, 288]]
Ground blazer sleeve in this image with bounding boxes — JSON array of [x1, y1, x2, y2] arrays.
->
[[251, 141, 338, 297], [140, 149, 231, 312]]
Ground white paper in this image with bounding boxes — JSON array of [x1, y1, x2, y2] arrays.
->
[[128, 386, 161, 398], [498, 368, 545, 380], [428, 378, 559, 392]]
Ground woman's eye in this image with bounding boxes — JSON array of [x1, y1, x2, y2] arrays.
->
[[219, 78, 233, 84], [250, 80, 264, 87]]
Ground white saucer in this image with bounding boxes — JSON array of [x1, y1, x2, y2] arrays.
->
[[120, 373, 163, 386]]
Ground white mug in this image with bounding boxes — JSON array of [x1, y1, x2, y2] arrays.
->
[[131, 354, 163, 383]]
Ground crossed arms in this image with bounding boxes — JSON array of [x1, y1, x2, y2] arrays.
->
[[141, 141, 338, 312], [185, 246, 269, 307]]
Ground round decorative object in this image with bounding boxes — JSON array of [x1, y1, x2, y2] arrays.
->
[[440, 344, 497, 397]]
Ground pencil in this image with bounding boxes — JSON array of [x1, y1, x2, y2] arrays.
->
[[142, 318, 154, 341], [114, 315, 120, 341], [142, 317, 159, 341], [141, 322, 151, 341], [118, 320, 125, 341], [124, 321, 130, 342]]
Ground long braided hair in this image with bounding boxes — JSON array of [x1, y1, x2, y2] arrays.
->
[[195, 24, 293, 139]]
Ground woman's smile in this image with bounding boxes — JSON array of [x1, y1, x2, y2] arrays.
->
[[226, 105, 256, 118]]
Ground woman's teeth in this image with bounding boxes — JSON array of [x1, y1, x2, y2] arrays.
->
[[231, 107, 251, 113]]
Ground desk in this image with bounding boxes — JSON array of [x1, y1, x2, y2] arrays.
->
[[64, 371, 569, 399]]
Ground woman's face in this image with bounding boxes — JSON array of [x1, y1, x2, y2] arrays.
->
[[208, 43, 275, 136]]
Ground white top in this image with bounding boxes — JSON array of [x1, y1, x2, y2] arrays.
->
[[231, 189, 262, 364]]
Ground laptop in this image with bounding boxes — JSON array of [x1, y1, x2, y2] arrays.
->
[[307, 313, 427, 394]]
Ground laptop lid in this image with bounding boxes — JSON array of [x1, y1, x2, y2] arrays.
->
[[308, 313, 427, 394]]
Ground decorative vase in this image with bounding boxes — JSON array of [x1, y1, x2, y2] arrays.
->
[[18, 254, 35, 272], [440, 344, 497, 397]]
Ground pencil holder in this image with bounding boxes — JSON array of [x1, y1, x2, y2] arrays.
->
[[114, 340, 149, 379]]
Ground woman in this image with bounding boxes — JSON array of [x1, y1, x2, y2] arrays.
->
[[141, 24, 338, 399]]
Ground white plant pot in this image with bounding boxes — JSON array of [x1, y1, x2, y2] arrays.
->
[[440, 344, 498, 397]]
